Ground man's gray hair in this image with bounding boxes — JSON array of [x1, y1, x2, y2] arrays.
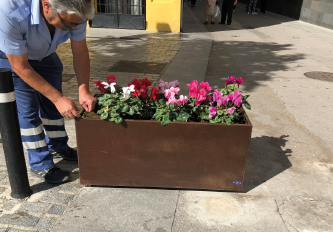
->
[[48, 0, 95, 20]]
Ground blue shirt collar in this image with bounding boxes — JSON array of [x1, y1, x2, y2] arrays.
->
[[30, 0, 40, 25]]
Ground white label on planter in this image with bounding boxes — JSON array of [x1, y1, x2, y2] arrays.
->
[[233, 181, 242, 185]]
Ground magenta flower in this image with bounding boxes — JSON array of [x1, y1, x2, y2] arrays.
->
[[235, 77, 243, 86], [234, 98, 243, 107], [209, 107, 217, 117], [169, 80, 179, 88], [221, 96, 228, 105], [200, 82, 212, 91], [187, 80, 199, 98], [226, 107, 236, 114], [228, 93, 234, 102], [213, 89, 223, 102], [195, 89, 207, 106], [228, 75, 235, 81], [158, 79, 169, 93]]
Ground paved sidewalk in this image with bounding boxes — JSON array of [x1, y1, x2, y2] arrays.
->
[[0, 1, 332, 231]]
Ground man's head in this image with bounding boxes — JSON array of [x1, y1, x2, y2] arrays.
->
[[41, 0, 94, 30]]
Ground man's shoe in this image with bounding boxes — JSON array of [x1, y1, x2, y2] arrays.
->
[[218, 22, 225, 24], [252, 12, 258, 15], [31, 166, 70, 184], [51, 147, 78, 161]]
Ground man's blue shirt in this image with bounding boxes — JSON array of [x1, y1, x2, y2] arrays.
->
[[0, 0, 86, 60]]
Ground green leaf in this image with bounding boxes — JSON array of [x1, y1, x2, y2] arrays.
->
[[222, 89, 228, 95], [103, 94, 111, 99], [169, 103, 175, 110], [177, 112, 190, 122], [100, 112, 108, 120], [128, 107, 135, 115], [97, 109, 104, 114], [209, 119, 216, 123], [110, 112, 119, 118], [245, 102, 251, 110], [225, 118, 232, 125], [109, 117, 116, 122], [115, 117, 123, 124], [229, 114, 234, 120], [98, 99, 105, 105], [217, 110, 223, 116], [132, 105, 139, 111], [161, 119, 171, 126], [103, 99, 112, 106], [121, 105, 129, 112]]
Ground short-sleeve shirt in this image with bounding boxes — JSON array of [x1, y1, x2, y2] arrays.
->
[[0, 0, 86, 61]]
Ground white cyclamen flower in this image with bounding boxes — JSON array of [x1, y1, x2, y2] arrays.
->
[[101, 82, 116, 93], [122, 85, 135, 100]]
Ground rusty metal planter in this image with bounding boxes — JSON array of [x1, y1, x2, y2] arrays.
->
[[75, 110, 252, 191]]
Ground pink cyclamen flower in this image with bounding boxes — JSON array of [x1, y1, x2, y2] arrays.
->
[[200, 82, 212, 91], [226, 107, 236, 114], [187, 80, 199, 98], [220, 96, 229, 106], [168, 97, 178, 104], [164, 89, 175, 99], [213, 89, 223, 103], [169, 80, 179, 88], [209, 107, 217, 117], [228, 75, 235, 81], [235, 77, 243, 86], [158, 79, 169, 93], [195, 89, 207, 106], [169, 87, 180, 95]]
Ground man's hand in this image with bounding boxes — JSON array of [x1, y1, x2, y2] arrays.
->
[[234, 0, 237, 6], [54, 96, 80, 118], [79, 90, 97, 112]]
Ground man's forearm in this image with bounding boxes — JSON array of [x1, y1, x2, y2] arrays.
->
[[72, 39, 91, 93], [6, 53, 63, 103]]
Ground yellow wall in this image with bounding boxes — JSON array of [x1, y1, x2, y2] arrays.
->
[[146, 0, 181, 32]]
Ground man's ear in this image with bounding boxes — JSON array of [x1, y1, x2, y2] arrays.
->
[[41, 0, 52, 14]]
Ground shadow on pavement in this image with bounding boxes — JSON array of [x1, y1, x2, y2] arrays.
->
[[30, 149, 79, 194], [243, 135, 292, 192], [206, 40, 305, 91], [186, 1, 297, 32]]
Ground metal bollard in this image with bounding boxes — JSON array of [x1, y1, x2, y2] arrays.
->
[[0, 68, 32, 199]]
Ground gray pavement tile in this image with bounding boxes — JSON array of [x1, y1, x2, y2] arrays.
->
[[60, 183, 80, 194], [47, 204, 66, 216], [39, 192, 74, 205], [7, 229, 37, 232], [36, 218, 56, 230], [2, 200, 20, 212], [16, 202, 50, 217], [51, 187, 179, 232], [0, 214, 39, 227], [0, 227, 7, 232]]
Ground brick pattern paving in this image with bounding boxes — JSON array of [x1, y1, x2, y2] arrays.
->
[[0, 33, 184, 231]]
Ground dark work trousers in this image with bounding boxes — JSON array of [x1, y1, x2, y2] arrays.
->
[[260, 0, 267, 13], [191, 0, 196, 6], [221, 0, 234, 24]]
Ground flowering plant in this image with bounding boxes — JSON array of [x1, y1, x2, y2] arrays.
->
[[93, 75, 251, 125]]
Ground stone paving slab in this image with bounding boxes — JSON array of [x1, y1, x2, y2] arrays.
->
[[51, 188, 179, 232]]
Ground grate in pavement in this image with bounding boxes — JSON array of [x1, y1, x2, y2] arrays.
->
[[304, 72, 333, 82], [108, 60, 169, 75]]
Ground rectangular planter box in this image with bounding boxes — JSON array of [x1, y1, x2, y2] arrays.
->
[[75, 110, 252, 191]]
